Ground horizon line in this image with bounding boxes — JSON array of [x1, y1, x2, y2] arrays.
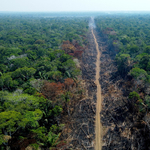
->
[[1, 10, 150, 13]]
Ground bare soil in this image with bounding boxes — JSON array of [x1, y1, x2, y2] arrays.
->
[[91, 28, 102, 150]]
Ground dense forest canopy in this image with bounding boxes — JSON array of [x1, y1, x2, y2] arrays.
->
[[0, 13, 89, 149]]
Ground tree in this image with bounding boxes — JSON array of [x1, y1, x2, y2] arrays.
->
[[0, 111, 21, 147], [9, 57, 30, 71], [46, 71, 62, 81], [129, 67, 148, 89], [0, 73, 18, 90], [0, 91, 44, 147], [129, 91, 140, 100], [129, 91, 146, 112], [129, 67, 148, 80], [139, 55, 150, 71], [135, 53, 148, 62], [61, 59, 80, 78], [41, 81, 64, 100], [144, 46, 150, 54], [64, 78, 75, 91], [0, 64, 7, 73], [116, 54, 131, 77], [129, 45, 139, 56], [12, 67, 36, 81]]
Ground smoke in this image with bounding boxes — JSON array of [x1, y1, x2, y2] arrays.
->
[[89, 17, 96, 28]]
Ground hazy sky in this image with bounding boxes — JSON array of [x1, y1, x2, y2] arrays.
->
[[0, 0, 150, 12]]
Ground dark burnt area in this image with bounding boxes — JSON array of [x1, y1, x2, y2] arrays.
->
[[95, 29, 150, 150], [60, 29, 97, 150]]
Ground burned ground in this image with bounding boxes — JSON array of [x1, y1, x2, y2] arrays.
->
[[95, 30, 150, 150], [60, 26, 150, 150], [60, 29, 97, 150]]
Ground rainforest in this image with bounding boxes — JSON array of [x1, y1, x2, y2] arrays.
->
[[1, 12, 150, 150]]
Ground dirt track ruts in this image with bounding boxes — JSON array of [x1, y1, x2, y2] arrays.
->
[[92, 28, 102, 150]]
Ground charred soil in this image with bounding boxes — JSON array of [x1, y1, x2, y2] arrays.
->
[[60, 28, 98, 150], [95, 29, 150, 150], [60, 25, 150, 150]]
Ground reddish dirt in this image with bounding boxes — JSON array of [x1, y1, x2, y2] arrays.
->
[[91, 28, 102, 150]]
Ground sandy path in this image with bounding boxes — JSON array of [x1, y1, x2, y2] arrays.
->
[[91, 28, 102, 150]]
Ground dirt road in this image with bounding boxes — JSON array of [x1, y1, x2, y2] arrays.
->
[[91, 28, 102, 150]]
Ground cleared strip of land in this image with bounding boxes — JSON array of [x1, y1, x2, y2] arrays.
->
[[91, 28, 102, 150]]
